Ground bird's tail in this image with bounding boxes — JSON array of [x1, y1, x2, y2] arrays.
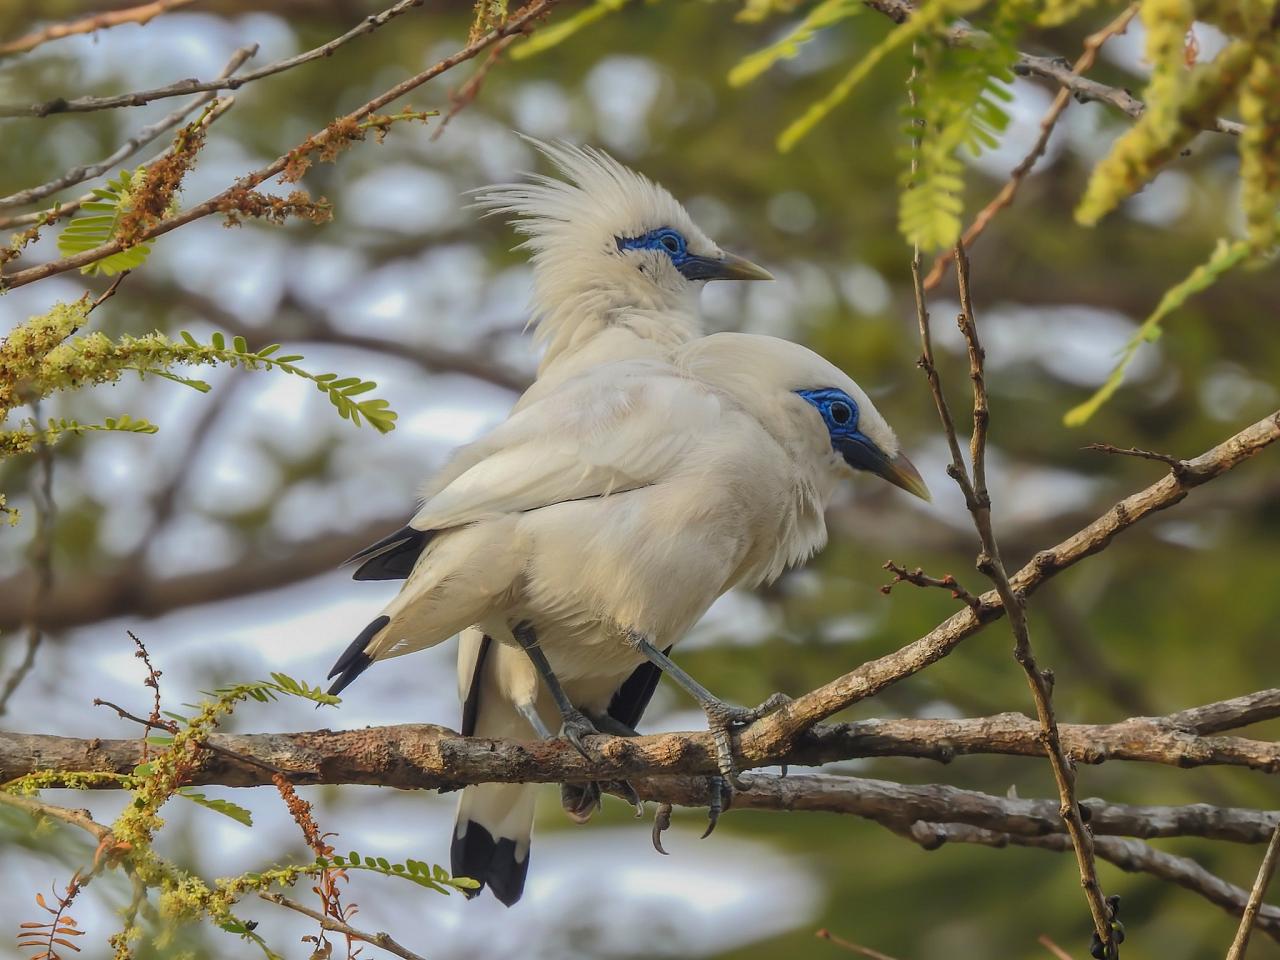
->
[[451, 783, 536, 907]]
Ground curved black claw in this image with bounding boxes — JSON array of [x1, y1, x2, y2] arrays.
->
[[559, 708, 600, 760], [700, 775, 731, 839], [652, 802, 673, 855], [604, 778, 645, 817]]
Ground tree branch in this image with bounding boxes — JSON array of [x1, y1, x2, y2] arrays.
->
[[898, 822, 1280, 941], [259, 893, 427, 960], [1227, 825, 1280, 960], [0, 0, 197, 57], [0, 0, 560, 290], [738, 406, 1280, 756], [3, 691, 1276, 786], [0, 0, 425, 117], [0, 46, 256, 210]]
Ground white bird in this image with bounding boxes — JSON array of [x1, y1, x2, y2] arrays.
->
[[328, 332, 929, 903], [338, 140, 775, 905]]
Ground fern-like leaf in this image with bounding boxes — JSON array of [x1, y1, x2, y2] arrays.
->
[[1064, 236, 1254, 426], [320, 853, 480, 894], [176, 790, 254, 827], [56, 169, 153, 276], [729, 0, 862, 88]]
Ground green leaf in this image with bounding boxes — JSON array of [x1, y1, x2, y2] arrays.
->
[[729, 0, 861, 87], [512, 0, 627, 60], [211, 332, 226, 350], [1064, 237, 1254, 425], [177, 789, 254, 827], [56, 168, 154, 276]]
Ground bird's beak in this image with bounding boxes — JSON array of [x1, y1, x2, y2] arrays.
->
[[676, 251, 774, 282], [713, 251, 774, 281], [838, 437, 932, 501]]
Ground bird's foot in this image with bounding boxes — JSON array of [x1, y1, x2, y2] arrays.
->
[[649, 775, 730, 854], [701, 774, 732, 839], [702, 692, 791, 789], [559, 708, 600, 760], [560, 782, 601, 824]]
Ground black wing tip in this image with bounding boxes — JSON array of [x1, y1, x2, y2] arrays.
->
[[347, 525, 434, 581], [325, 615, 389, 695], [451, 821, 528, 907]]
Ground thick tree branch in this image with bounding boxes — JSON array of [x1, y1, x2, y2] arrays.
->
[[898, 822, 1280, 941], [3, 691, 1276, 786], [739, 406, 1280, 756]]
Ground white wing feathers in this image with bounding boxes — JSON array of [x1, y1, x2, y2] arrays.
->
[[410, 364, 722, 533]]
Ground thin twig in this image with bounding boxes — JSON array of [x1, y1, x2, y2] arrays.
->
[[431, 34, 519, 141], [0, 0, 560, 290], [1084, 442, 1190, 477], [1038, 934, 1076, 960], [0, 0, 198, 57], [1227, 824, 1280, 960], [2, 0, 428, 116], [922, 4, 1138, 289], [880, 560, 982, 610], [0, 791, 111, 842], [0, 46, 255, 210], [0, 94, 237, 230], [260, 893, 428, 960], [815, 928, 902, 960], [914, 240, 1116, 954], [0, 400, 55, 716]]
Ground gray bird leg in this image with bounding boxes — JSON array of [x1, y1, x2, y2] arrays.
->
[[515, 699, 553, 740], [511, 621, 599, 759], [626, 633, 790, 787]]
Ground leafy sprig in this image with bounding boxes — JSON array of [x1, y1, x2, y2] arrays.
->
[[55, 169, 153, 276]]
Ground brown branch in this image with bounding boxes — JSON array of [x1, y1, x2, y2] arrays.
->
[[4, 689, 1277, 786], [880, 560, 983, 610], [0, 0, 198, 57], [921, 241, 1112, 952], [1084, 442, 1189, 477], [900, 822, 1280, 942], [0, 0, 559, 290], [922, 4, 1139, 290], [815, 929, 902, 960], [740, 406, 1280, 767], [1, 0, 425, 117], [0, 791, 111, 842], [431, 33, 519, 141], [0, 47, 254, 209], [259, 893, 427, 960], [863, 0, 1243, 137], [1227, 825, 1280, 960], [1038, 934, 1076, 960]]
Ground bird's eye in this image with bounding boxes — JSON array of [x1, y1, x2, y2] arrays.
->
[[829, 400, 853, 426], [660, 233, 681, 254]]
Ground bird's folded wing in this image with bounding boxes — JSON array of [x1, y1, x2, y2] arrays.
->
[[411, 364, 723, 532]]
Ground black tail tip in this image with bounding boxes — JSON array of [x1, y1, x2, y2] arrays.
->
[[325, 615, 389, 695], [451, 821, 528, 907]]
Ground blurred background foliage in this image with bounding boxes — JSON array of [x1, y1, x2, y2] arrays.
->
[[1, 1, 1278, 958]]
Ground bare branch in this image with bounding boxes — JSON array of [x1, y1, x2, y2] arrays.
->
[[0, 46, 255, 210], [259, 893, 428, 960], [0, 791, 111, 842], [741, 407, 1280, 760], [1227, 825, 1280, 960], [815, 929, 902, 960], [880, 560, 983, 610], [0, 0, 560, 290], [0, 0, 197, 57], [1, 0, 425, 117], [923, 4, 1140, 290], [4, 690, 1278, 786]]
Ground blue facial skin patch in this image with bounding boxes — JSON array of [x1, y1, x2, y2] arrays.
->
[[796, 387, 890, 475], [616, 227, 728, 281]]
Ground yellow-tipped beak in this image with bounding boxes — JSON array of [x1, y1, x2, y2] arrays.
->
[[881, 450, 931, 501], [712, 251, 774, 281]]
